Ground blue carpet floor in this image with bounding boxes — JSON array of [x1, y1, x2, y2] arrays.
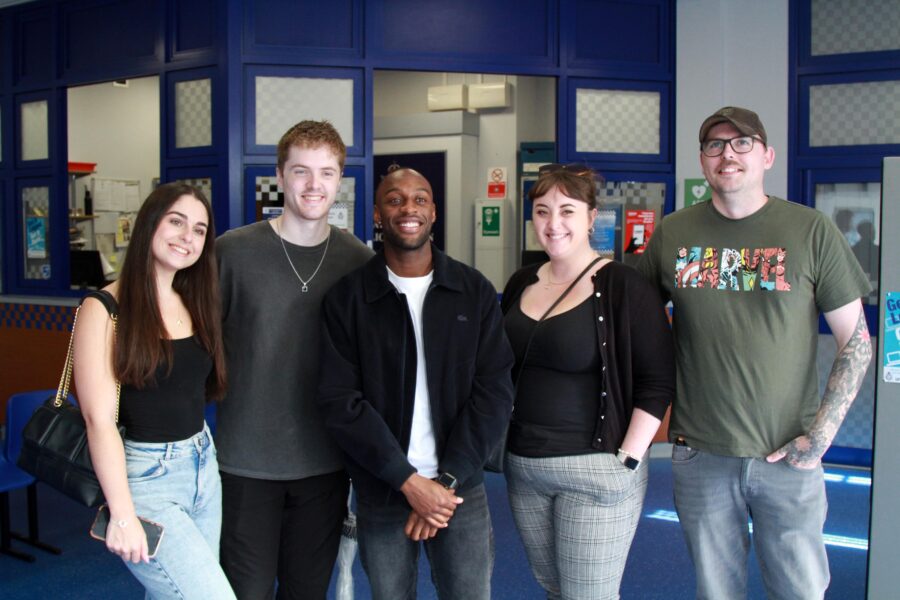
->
[[0, 458, 870, 599]]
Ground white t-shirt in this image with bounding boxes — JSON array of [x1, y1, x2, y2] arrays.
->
[[387, 266, 438, 478]]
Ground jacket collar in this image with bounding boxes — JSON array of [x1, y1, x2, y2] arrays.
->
[[363, 244, 463, 303]]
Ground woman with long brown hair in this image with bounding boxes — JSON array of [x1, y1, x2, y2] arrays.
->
[[75, 182, 234, 599]]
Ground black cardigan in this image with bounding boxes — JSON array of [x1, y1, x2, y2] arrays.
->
[[501, 261, 675, 453]]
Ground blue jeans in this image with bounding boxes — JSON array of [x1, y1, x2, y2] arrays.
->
[[356, 483, 493, 600], [123, 425, 236, 600], [505, 451, 648, 600], [672, 445, 829, 600]]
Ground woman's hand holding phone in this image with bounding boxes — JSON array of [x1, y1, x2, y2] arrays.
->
[[90, 505, 164, 562]]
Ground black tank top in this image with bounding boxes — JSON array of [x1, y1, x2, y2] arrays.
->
[[120, 336, 212, 442], [504, 297, 602, 457]]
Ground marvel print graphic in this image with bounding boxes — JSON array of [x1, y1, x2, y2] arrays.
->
[[673, 245, 791, 291]]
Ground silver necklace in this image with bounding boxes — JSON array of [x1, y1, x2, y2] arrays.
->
[[276, 219, 330, 293]]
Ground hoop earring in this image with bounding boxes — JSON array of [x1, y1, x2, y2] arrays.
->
[[588, 226, 595, 235]]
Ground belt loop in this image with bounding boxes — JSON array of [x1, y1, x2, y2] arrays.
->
[[164, 443, 175, 460]]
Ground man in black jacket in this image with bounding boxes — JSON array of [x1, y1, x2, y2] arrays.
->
[[317, 168, 514, 599]]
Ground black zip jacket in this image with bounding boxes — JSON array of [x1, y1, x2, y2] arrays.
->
[[317, 247, 515, 505]]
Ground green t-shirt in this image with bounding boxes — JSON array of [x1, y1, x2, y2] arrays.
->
[[637, 197, 870, 457]]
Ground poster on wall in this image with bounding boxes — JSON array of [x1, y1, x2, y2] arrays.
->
[[116, 215, 134, 248], [487, 167, 507, 199], [884, 292, 900, 384], [624, 210, 655, 255], [590, 207, 620, 259], [26, 216, 47, 259]]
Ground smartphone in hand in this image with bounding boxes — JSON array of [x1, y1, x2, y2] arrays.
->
[[90, 504, 164, 558]]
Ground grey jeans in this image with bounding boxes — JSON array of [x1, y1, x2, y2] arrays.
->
[[672, 444, 830, 600]]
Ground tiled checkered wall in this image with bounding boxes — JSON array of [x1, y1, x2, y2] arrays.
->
[[811, 0, 900, 56], [809, 80, 900, 146], [600, 180, 666, 205], [255, 174, 356, 234], [575, 89, 660, 154], [254, 76, 354, 147], [175, 177, 213, 206], [0, 302, 74, 332], [175, 78, 212, 148]]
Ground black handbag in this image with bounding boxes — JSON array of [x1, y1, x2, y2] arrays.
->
[[484, 257, 603, 473], [17, 290, 125, 507]]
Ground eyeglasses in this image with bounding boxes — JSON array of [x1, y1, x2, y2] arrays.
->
[[700, 136, 764, 157], [538, 163, 593, 177]]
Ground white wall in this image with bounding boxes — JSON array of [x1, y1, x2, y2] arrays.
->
[[67, 76, 160, 209], [676, 0, 789, 208], [373, 70, 555, 280]]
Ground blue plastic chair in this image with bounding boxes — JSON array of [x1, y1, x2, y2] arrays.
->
[[0, 390, 64, 562]]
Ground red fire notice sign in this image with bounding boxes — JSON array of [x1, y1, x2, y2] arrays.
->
[[487, 167, 507, 199], [624, 210, 655, 255]]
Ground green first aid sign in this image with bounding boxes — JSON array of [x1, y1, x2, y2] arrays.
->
[[482, 206, 500, 236], [684, 178, 711, 207]]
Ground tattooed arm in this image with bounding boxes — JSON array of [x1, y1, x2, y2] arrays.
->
[[767, 299, 873, 469]]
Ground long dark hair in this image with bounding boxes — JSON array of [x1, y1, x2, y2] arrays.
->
[[113, 182, 226, 399]]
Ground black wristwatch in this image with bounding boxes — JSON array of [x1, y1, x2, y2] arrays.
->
[[616, 449, 641, 471], [435, 472, 459, 490]]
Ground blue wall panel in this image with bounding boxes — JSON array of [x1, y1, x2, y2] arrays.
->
[[369, 0, 557, 67], [0, 15, 7, 88], [244, 0, 362, 60], [566, 0, 670, 75], [15, 7, 54, 85], [62, 0, 160, 76], [172, 0, 216, 58]]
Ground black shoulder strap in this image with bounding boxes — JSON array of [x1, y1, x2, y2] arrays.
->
[[83, 289, 119, 317]]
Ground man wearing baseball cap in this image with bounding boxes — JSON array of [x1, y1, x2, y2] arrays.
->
[[638, 106, 873, 599]]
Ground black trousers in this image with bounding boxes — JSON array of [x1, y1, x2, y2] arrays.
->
[[219, 470, 350, 600]]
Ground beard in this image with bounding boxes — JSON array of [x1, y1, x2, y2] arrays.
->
[[382, 226, 432, 251]]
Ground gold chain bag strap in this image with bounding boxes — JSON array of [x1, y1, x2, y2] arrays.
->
[[18, 290, 125, 507], [55, 293, 121, 421]]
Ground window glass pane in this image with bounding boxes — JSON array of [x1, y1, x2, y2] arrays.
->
[[175, 78, 212, 148], [254, 76, 354, 146], [21, 100, 49, 161], [22, 185, 51, 280], [811, 0, 900, 56], [815, 181, 880, 302], [575, 89, 660, 154], [809, 80, 900, 147]]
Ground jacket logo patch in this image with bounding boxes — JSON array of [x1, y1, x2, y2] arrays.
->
[[457, 314, 468, 322]]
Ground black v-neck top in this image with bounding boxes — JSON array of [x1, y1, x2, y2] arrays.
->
[[504, 296, 602, 456], [120, 336, 211, 442]]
